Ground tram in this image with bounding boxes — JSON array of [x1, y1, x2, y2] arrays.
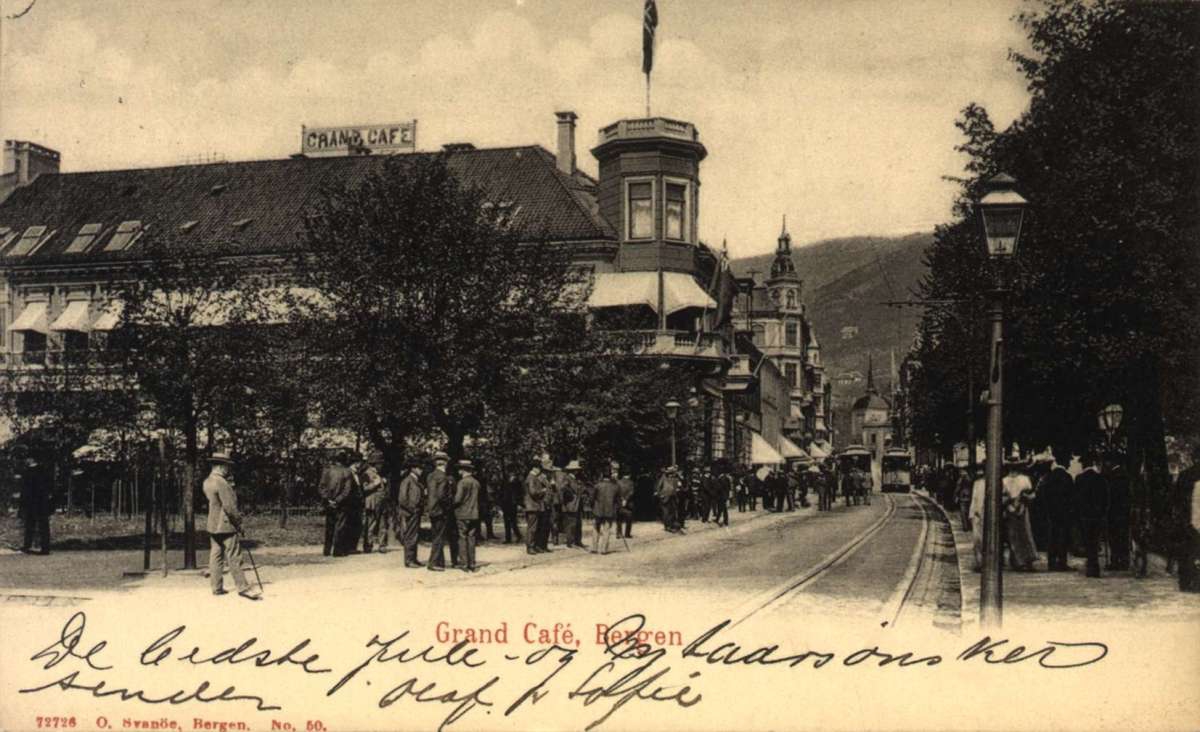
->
[[837, 445, 873, 505], [881, 448, 913, 493]]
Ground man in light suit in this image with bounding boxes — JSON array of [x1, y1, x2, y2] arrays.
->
[[203, 452, 260, 600], [361, 452, 389, 553], [524, 461, 548, 555], [592, 465, 620, 555]]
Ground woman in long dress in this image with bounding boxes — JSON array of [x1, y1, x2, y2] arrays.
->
[[1003, 460, 1040, 571]]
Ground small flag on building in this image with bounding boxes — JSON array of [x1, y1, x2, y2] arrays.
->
[[642, 0, 658, 75]]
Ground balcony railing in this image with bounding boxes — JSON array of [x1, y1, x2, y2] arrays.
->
[[614, 330, 724, 359]]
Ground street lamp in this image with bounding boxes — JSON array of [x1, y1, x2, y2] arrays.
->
[[665, 400, 681, 467], [977, 171, 1028, 630], [1098, 403, 1123, 445]]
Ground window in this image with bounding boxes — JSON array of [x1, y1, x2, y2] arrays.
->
[[63, 331, 89, 363], [785, 322, 798, 347], [752, 324, 765, 346], [65, 223, 103, 254], [628, 181, 653, 239], [785, 362, 799, 388], [8, 226, 47, 257], [786, 290, 797, 309], [0, 227, 15, 252], [665, 182, 686, 240], [22, 331, 47, 365], [104, 220, 143, 251]]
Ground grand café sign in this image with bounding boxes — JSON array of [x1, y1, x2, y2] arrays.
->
[[301, 121, 417, 155]]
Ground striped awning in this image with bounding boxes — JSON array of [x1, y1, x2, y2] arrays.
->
[[50, 300, 91, 333], [751, 431, 785, 465], [91, 301, 125, 332], [8, 301, 49, 334], [587, 272, 716, 314]]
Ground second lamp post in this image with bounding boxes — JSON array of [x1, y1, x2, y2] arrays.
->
[[977, 172, 1028, 629]]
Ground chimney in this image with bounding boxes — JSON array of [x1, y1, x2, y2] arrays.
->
[[1, 140, 60, 202], [555, 111, 577, 175]]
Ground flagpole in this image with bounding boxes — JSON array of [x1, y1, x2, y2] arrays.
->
[[646, 72, 651, 117]]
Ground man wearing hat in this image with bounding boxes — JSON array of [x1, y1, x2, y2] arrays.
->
[[560, 461, 585, 548], [361, 452, 389, 553], [454, 460, 481, 572], [523, 460, 549, 555], [1038, 446, 1075, 571], [547, 465, 564, 547], [203, 452, 260, 600], [655, 466, 680, 533], [592, 463, 620, 555], [318, 449, 357, 557], [426, 452, 459, 571], [616, 465, 636, 538], [16, 449, 52, 555], [1075, 450, 1109, 578], [396, 455, 425, 568]]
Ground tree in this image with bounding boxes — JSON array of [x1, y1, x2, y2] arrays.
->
[[294, 153, 583, 467], [912, 1, 1199, 532], [113, 245, 278, 568]]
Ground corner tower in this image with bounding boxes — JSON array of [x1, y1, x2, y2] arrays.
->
[[766, 215, 803, 313], [591, 117, 707, 274]]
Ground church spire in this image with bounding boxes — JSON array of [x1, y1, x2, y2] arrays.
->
[[769, 213, 798, 281], [866, 353, 876, 394]]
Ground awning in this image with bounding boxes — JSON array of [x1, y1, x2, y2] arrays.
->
[[91, 301, 125, 331], [750, 431, 785, 465], [780, 436, 807, 459], [809, 442, 831, 459], [8, 301, 50, 334], [587, 272, 716, 315], [50, 300, 91, 332]]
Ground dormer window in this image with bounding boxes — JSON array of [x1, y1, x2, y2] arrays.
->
[[180, 220, 199, 232], [104, 220, 143, 252], [232, 218, 253, 230], [0, 227, 15, 252], [65, 223, 103, 254], [665, 181, 687, 241], [628, 180, 653, 239], [9, 226, 48, 257]]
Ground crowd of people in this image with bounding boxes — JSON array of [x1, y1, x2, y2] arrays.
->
[[922, 445, 1200, 592]]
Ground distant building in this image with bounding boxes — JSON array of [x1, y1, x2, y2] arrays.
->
[[840, 325, 859, 340], [835, 370, 863, 386], [729, 218, 829, 450], [849, 354, 892, 464]]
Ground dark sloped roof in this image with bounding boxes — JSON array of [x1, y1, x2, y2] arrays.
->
[[0, 145, 615, 266], [852, 391, 891, 411]]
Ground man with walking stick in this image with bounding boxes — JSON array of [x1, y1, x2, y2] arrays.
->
[[203, 452, 261, 601]]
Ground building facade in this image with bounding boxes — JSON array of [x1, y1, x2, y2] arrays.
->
[[849, 355, 893, 463], [0, 111, 757, 468]]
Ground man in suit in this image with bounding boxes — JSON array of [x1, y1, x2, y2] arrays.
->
[[561, 461, 585, 548], [396, 456, 425, 568], [361, 452, 389, 553], [203, 452, 260, 600], [454, 460, 481, 572], [1075, 451, 1109, 578], [656, 467, 680, 532], [426, 452, 455, 571], [318, 449, 356, 557], [712, 464, 731, 526], [1175, 447, 1200, 592], [524, 461, 548, 555], [617, 466, 636, 537], [500, 471, 523, 544], [592, 464, 620, 555], [1038, 447, 1075, 571], [17, 451, 52, 555]]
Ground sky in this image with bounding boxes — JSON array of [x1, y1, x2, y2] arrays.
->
[[0, 0, 1033, 258]]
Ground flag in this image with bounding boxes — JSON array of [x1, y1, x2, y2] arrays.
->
[[642, 0, 658, 75]]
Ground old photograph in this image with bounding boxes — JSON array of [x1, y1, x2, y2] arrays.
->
[[0, 1, 1198, 730]]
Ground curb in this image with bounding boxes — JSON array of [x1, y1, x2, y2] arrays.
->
[[917, 490, 974, 630]]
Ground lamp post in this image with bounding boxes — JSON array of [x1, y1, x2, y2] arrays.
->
[[665, 400, 681, 468], [977, 172, 1028, 629]]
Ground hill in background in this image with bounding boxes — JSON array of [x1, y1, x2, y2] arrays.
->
[[730, 232, 932, 444]]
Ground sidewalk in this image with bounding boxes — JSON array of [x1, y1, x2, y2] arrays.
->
[[1, 503, 813, 603], [931, 493, 1200, 629]]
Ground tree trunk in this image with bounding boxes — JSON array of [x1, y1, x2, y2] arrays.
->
[[182, 419, 199, 570]]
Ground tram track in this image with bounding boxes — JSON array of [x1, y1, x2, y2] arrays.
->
[[730, 492, 961, 630]]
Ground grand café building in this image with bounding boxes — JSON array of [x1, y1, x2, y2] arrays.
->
[[0, 113, 810, 466]]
